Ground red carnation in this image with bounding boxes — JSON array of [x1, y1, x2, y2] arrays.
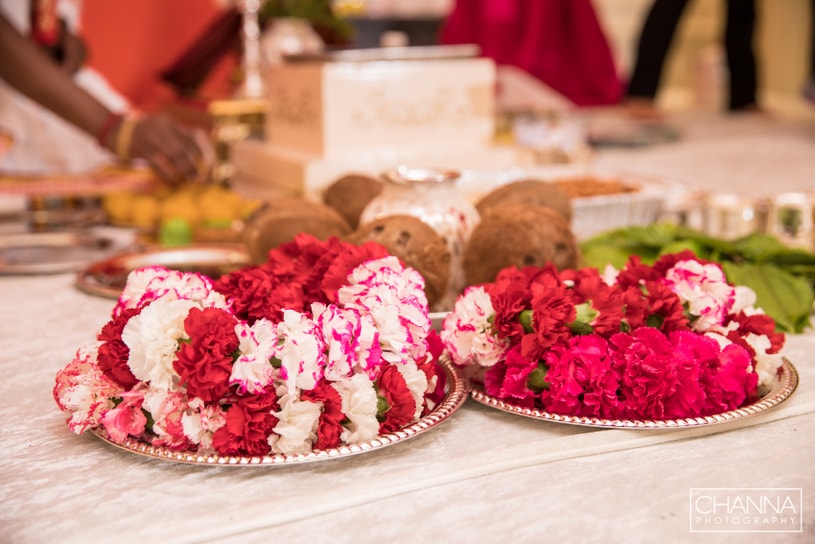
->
[[301, 381, 345, 450], [643, 280, 690, 333], [726, 312, 785, 357], [496, 344, 539, 408], [527, 271, 575, 356], [566, 267, 627, 336], [483, 358, 509, 399], [699, 342, 758, 413], [488, 267, 538, 338], [212, 389, 279, 456], [542, 335, 623, 418], [174, 307, 239, 404], [214, 266, 305, 324], [416, 332, 447, 414], [96, 306, 140, 388], [613, 328, 705, 419], [375, 364, 416, 433]]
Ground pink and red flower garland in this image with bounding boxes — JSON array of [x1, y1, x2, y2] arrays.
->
[[54, 234, 447, 457], [441, 251, 786, 420]]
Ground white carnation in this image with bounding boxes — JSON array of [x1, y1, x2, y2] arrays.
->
[[442, 286, 508, 367], [230, 319, 277, 394], [332, 373, 379, 444], [269, 394, 321, 454], [122, 298, 196, 390], [273, 310, 327, 396]]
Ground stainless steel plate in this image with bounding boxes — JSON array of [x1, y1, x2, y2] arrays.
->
[[75, 245, 251, 299], [90, 357, 468, 466], [470, 359, 798, 429], [0, 228, 134, 275]]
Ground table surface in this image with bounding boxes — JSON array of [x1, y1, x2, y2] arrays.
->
[[2, 111, 815, 544]]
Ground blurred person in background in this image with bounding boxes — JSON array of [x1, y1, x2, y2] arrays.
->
[[0, 0, 208, 183], [439, 0, 623, 107], [625, 0, 760, 118]]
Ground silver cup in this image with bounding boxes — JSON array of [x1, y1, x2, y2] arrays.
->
[[702, 193, 767, 240], [767, 192, 815, 250]]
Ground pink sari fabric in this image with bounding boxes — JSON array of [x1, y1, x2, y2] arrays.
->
[[440, 0, 623, 106]]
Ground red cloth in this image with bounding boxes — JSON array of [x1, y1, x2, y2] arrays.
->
[[440, 0, 623, 107]]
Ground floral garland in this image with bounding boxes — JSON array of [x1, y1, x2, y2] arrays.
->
[[441, 251, 786, 420], [54, 234, 447, 456]]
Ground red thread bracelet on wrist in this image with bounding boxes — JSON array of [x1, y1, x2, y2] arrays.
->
[[95, 112, 124, 147]]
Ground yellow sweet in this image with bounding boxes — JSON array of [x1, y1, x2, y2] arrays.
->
[[101, 182, 259, 244], [128, 194, 161, 229]]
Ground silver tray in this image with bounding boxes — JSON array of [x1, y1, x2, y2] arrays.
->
[[76, 245, 251, 298], [470, 359, 798, 429], [90, 357, 468, 466], [0, 229, 134, 275]]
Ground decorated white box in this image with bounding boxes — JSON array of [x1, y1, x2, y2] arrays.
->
[[264, 57, 496, 157]]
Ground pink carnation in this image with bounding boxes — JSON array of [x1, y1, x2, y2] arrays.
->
[[100, 388, 148, 443], [54, 344, 124, 434]]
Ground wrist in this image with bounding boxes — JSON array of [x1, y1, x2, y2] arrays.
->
[[95, 111, 123, 149], [114, 113, 140, 162]]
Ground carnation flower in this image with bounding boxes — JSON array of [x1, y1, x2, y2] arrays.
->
[[100, 388, 147, 443], [53, 343, 123, 434], [395, 360, 429, 420], [114, 266, 228, 316], [300, 381, 345, 450], [339, 256, 431, 366], [230, 319, 278, 394], [442, 286, 508, 368], [142, 389, 192, 450], [332, 373, 380, 444], [54, 236, 447, 457], [121, 298, 197, 390], [376, 363, 417, 433], [664, 259, 736, 332], [180, 397, 226, 452], [174, 307, 240, 404], [269, 393, 321, 455], [273, 310, 327, 396], [442, 253, 785, 420], [212, 388, 279, 456], [313, 303, 381, 382]]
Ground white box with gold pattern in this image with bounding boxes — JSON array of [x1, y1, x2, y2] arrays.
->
[[264, 57, 496, 157]]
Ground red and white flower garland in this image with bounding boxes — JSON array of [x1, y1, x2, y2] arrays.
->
[[54, 235, 447, 456], [441, 251, 786, 420]]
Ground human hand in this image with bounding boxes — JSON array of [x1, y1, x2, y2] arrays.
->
[[57, 29, 87, 75], [123, 112, 214, 184]]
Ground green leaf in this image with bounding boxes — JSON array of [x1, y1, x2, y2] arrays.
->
[[721, 262, 814, 333], [376, 395, 390, 421], [581, 245, 642, 270], [527, 365, 550, 393], [730, 233, 790, 260], [657, 239, 710, 259], [519, 310, 534, 333]]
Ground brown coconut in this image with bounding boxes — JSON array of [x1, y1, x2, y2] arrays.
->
[[475, 179, 573, 222], [348, 214, 450, 310], [322, 173, 384, 229], [463, 204, 581, 285], [242, 197, 351, 263]]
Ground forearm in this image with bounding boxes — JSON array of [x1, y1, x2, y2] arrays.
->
[[0, 13, 113, 140]]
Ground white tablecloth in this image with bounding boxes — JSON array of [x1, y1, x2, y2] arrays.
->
[[2, 112, 814, 544]]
